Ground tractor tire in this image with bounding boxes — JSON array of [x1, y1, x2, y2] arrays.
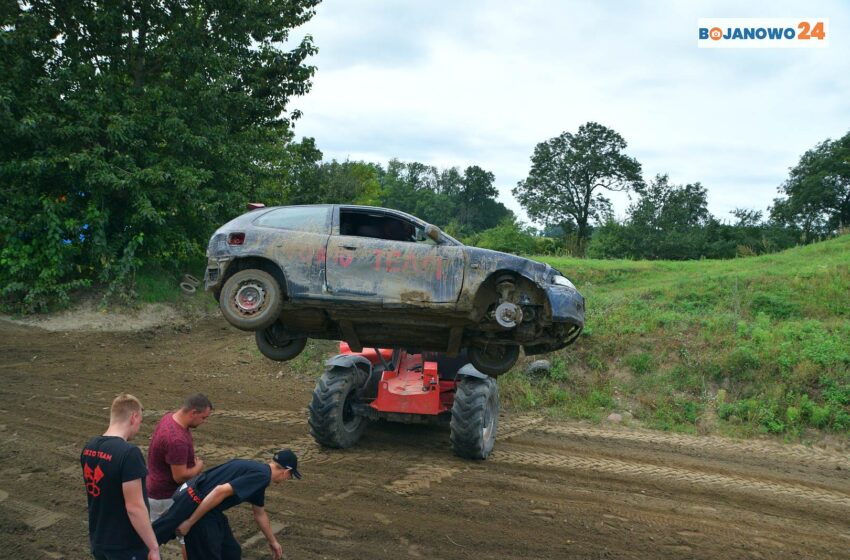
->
[[255, 324, 307, 362], [468, 344, 519, 376], [308, 367, 368, 449], [450, 376, 499, 460], [219, 269, 283, 331]]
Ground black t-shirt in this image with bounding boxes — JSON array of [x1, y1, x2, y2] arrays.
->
[[81, 435, 149, 551], [195, 459, 271, 511]]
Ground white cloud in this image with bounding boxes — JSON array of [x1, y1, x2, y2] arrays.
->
[[289, 0, 850, 224]]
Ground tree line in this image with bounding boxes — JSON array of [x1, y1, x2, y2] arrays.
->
[[513, 122, 849, 260], [282, 141, 513, 237]]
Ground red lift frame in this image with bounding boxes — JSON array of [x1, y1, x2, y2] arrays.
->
[[338, 342, 456, 415]]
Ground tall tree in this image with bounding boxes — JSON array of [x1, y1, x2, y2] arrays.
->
[[626, 174, 710, 259], [771, 131, 850, 237], [513, 122, 643, 253], [0, 1, 319, 310], [288, 159, 382, 206], [457, 165, 498, 232]]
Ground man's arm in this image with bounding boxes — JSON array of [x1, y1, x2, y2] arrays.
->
[[170, 458, 204, 484], [175, 483, 234, 536], [123, 479, 161, 560], [252, 505, 283, 560]]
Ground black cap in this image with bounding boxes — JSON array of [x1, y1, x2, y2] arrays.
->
[[273, 449, 302, 479]]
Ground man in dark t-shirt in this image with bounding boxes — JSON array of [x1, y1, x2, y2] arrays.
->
[[153, 450, 301, 560], [81, 393, 160, 560]]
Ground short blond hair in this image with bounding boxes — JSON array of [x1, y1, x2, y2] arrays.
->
[[110, 393, 143, 423]]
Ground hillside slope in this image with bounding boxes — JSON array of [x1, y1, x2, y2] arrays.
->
[[501, 235, 850, 438]]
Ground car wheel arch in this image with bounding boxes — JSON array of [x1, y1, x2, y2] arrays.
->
[[470, 269, 547, 318], [221, 256, 289, 300]]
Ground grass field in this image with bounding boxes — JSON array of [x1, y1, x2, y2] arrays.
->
[[500, 234, 850, 438]]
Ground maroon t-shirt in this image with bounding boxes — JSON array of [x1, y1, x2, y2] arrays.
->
[[146, 412, 196, 499]]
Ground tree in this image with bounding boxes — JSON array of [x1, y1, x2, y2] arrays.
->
[[287, 159, 383, 206], [456, 166, 496, 230], [626, 175, 710, 259], [0, 1, 319, 310], [513, 122, 643, 254], [378, 159, 509, 234], [466, 217, 537, 255], [771, 131, 850, 237]]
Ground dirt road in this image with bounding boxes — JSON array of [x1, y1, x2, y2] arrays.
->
[[0, 318, 848, 559]]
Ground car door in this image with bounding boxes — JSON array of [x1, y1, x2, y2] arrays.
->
[[325, 209, 464, 304]]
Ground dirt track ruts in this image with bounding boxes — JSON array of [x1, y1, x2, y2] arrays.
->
[[0, 318, 848, 559]]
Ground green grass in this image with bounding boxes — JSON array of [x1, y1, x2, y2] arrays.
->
[[500, 234, 850, 438], [136, 269, 184, 303]]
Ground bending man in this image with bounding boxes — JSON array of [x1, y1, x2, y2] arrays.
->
[[153, 450, 301, 560]]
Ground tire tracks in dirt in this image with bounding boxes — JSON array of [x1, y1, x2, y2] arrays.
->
[[489, 448, 850, 511], [536, 422, 849, 470], [0, 489, 67, 530]]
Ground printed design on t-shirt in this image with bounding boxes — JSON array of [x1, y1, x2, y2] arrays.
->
[[84, 463, 105, 497]]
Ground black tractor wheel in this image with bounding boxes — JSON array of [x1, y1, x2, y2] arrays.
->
[[255, 324, 307, 362], [308, 367, 368, 449], [451, 376, 499, 459], [219, 269, 283, 331], [468, 344, 520, 376]]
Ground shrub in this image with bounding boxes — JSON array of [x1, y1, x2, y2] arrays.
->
[[750, 292, 800, 319], [549, 357, 569, 381], [724, 346, 761, 379]]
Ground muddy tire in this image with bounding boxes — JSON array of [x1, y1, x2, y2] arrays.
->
[[255, 324, 307, 362], [451, 377, 499, 459], [468, 344, 519, 376], [308, 367, 368, 449], [219, 269, 283, 331]]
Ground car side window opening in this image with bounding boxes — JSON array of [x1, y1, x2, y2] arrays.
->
[[340, 211, 431, 244], [253, 206, 330, 233]]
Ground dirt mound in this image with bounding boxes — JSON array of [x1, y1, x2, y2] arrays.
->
[[1, 302, 190, 332]]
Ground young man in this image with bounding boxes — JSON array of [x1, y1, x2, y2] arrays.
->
[[147, 393, 213, 521], [81, 393, 160, 560], [153, 450, 301, 560]]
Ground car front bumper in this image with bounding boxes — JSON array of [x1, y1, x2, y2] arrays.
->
[[545, 285, 585, 327]]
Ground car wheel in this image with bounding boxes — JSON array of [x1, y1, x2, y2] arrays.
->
[[468, 344, 520, 376], [451, 376, 499, 459], [255, 324, 307, 362], [308, 367, 368, 449], [219, 269, 283, 331]]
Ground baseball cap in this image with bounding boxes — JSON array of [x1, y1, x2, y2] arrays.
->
[[273, 449, 302, 479]]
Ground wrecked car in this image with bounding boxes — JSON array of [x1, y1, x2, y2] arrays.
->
[[205, 204, 584, 376]]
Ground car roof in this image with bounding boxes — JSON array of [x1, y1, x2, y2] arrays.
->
[[241, 203, 463, 245]]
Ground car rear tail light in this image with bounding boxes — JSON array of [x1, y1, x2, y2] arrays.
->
[[228, 232, 246, 245]]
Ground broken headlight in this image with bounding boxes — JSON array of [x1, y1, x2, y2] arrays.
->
[[552, 275, 576, 290]]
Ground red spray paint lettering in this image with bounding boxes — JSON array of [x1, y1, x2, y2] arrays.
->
[[373, 250, 442, 280]]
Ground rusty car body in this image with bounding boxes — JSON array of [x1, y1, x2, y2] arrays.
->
[[205, 204, 584, 375]]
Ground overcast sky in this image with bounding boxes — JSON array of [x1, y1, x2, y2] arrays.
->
[[288, 0, 849, 224]]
